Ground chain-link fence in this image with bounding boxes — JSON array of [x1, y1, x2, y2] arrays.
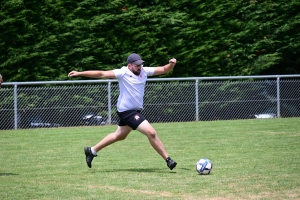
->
[[1, 75, 300, 130]]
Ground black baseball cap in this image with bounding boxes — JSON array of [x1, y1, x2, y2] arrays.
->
[[127, 53, 144, 65]]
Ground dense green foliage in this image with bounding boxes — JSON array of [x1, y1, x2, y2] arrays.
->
[[0, 0, 299, 82]]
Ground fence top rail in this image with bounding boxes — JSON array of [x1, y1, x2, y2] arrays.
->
[[2, 74, 300, 86]]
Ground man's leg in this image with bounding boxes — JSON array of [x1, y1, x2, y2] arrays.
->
[[93, 125, 132, 152], [84, 125, 132, 168], [136, 120, 177, 170]]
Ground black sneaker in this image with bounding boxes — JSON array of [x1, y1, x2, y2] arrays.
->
[[84, 146, 97, 168], [166, 157, 177, 170]]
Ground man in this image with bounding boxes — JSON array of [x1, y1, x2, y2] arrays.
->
[[0, 74, 3, 89], [68, 53, 177, 170]]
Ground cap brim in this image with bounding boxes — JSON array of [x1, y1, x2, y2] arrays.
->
[[132, 60, 144, 65]]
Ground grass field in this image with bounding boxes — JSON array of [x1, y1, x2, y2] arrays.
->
[[0, 118, 299, 200]]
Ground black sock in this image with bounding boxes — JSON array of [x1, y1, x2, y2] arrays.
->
[[166, 157, 171, 162]]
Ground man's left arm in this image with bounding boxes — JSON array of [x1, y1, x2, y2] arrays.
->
[[153, 58, 177, 76]]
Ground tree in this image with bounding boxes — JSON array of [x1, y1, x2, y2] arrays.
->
[[0, 0, 299, 83]]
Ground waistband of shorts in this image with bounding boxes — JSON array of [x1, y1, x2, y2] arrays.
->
[[117, 109, 141, 114]]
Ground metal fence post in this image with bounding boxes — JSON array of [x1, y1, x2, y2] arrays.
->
[[276, 76, 281, 118], [14, 83, 18, 130], [195, 79, 199, 121], [108, 81, 112, 124]]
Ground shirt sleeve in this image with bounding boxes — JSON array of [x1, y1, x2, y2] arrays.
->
[[113, 67, 126, 78], [143, 67, 155, 76]]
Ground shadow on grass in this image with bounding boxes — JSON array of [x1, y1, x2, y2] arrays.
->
[[180, 168, 191, 171], [89, 167, 191, 174], [93, 168, 177, 174], [0, 173, 19, 176]]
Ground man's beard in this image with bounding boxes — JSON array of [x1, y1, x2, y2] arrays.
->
[[132, 70, 140, 75]]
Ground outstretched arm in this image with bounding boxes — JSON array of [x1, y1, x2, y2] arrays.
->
[[153, 58, 177, 76], [68, 70, 116, 79]]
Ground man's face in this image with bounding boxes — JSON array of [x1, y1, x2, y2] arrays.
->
[[129, 63, 142, 75]]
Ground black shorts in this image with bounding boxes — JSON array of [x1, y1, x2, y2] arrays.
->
[[117, 110, 146, 130]]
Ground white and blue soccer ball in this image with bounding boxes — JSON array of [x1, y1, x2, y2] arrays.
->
[[196, 158, 213, 175]]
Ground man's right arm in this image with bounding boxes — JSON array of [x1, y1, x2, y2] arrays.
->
[[68, 70, 116, 79]]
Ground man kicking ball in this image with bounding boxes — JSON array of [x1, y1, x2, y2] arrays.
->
[[68, 53, 177, 170]]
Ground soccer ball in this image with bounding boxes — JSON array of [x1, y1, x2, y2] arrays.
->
[[196, 158, 213, 175]]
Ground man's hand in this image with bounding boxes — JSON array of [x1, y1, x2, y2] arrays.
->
[[68, 71, 81, 77], [169, 58, 177, 67]]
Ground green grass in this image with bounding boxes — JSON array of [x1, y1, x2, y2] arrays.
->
[[0, 118, 300, 200]]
